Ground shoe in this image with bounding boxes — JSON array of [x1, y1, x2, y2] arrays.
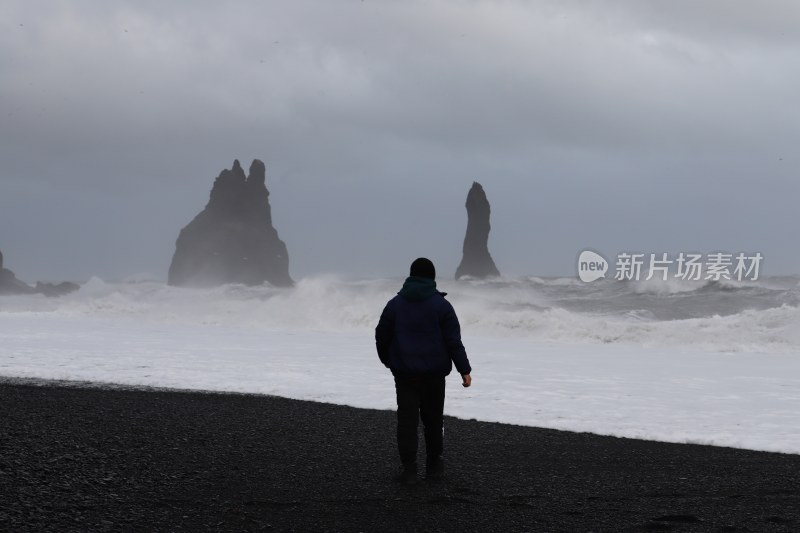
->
[[426, 457, 444, 479], [394, 462, 418, 485]]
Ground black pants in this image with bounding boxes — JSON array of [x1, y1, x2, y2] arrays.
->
[[394, 375, 446, 465]]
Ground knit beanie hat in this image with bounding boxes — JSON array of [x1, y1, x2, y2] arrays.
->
[[409, 257, 436, 280]]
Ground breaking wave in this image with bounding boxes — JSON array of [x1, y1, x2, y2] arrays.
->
[[1, 275, 799, 353]]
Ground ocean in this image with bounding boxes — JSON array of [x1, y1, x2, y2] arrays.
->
[[4, 274, 797, 350], [1, 275, 799, 453]]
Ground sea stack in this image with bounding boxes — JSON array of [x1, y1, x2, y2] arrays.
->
[[0, 249, 79, 296], [168, 159, 294, 287], [455, 182, 500, 280], [0, 249, 31, 294]]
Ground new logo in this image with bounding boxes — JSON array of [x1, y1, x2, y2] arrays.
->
[[577, 250, 608, 282]]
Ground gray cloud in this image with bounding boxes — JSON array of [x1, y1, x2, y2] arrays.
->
[[1, 0, 798, 282]]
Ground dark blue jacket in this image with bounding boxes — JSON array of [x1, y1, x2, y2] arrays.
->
[[375, 277, 472, 377]]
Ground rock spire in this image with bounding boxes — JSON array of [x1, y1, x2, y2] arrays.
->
[[455, 182, 500, 280], [168, 159, 293, 287]]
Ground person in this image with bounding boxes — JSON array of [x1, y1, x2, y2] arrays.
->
[[375, 257, 472, 484]]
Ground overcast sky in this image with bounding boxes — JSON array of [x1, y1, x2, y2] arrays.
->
[[1, 0, 798, 282]]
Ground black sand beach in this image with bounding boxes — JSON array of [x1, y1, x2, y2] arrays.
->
[[1, 381, 798, 532]]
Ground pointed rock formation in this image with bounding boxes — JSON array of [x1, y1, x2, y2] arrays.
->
[[168, 159, 294, 287], [455, 182, 500, 280], [0, 249, 32, 294], [0, 249, 79, 297]]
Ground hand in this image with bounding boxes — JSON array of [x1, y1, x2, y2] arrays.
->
[[461, 374, 472, 388]]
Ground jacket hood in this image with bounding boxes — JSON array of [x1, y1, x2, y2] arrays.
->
[[398, 276, 440, 302]]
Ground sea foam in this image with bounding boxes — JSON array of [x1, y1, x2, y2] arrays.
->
[[1, 275, 798, 353]]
